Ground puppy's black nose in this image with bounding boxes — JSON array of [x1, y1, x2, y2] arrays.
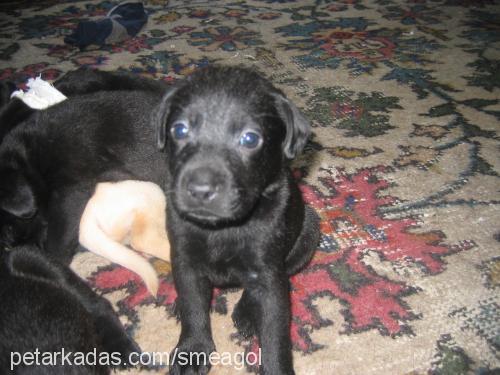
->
[[186, 169, 220, 202]]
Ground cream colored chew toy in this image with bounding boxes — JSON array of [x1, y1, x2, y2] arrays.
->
[[79, 180, 170, 296]]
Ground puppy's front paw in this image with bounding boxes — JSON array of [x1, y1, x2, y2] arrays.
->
[[170, 340, 216, 375], [232, 296, 256, 338]]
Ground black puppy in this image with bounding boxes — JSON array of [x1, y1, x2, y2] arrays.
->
[[155, 66, 320, 374], [0, 69, 170, 262], [0, 71, 161, 374], [0, 246, 139, 374]]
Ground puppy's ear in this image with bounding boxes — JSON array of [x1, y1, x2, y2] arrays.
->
[[272, 93, 311, 159], [0, 170, 38, 219], [154, 87, 178, 150]]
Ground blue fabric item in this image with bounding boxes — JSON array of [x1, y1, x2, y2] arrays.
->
[[64, 2, 148, 50]]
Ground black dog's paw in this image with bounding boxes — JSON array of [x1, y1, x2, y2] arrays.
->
[[232, 296, 256, 338], [170, 339, 216, 375]]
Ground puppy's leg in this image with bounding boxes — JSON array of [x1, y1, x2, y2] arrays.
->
[[232, 289, 258, 338], [170, 255, 215, 374], [245, 271, 294, 375], [79, 201, 160, 296], [130, 209, 170, 262]]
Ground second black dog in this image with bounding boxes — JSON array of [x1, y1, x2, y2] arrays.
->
[[155, 66, 320, 375]]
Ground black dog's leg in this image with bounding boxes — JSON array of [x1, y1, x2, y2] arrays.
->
[[170, 260, 215, 375], [232, 289, 258, 338], [247, 271, 294, 375]]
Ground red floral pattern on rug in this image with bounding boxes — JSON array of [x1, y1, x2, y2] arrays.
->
[[291, 169, 475, 350]]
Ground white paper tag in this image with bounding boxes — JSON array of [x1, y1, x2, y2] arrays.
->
[[11, 76, 67, 110]]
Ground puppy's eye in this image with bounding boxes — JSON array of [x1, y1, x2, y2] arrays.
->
[[239, 131, 261, 149], [171, 122, 189, 140]]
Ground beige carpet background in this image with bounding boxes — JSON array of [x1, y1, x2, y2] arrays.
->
[[1, 0, 499, 374]]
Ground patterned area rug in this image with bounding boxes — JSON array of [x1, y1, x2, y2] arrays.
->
[[1, 1, 499, 374]]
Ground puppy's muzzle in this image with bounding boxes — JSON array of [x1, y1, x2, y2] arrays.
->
[[185, 168, 220, 203], [176, 164, 236, 222]]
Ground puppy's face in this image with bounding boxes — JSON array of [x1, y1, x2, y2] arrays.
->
[[155, 66, 310, 226], [165, 91, 282, 225]]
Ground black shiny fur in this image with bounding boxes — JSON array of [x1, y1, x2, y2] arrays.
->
[[0, 246, 140, 374]]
